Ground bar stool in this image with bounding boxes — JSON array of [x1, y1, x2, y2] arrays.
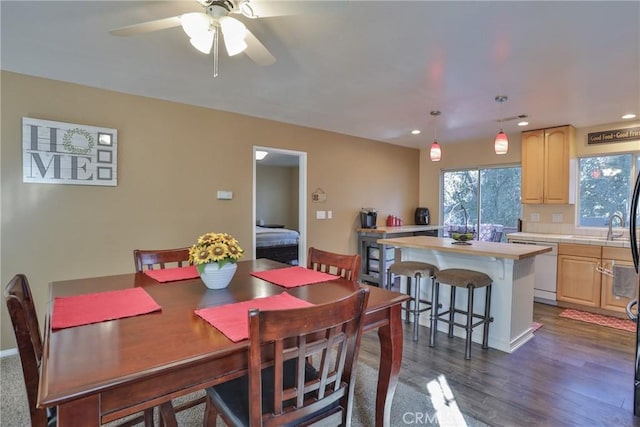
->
[[387, 261, 438, 341], [429, 268, 493, 359]]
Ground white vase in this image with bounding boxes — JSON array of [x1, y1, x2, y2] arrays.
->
[[199, 262, 237, 289]]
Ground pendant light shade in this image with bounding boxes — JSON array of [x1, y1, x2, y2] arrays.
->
[[430, 141, 442, 161], [494, 130, 509, 155], [494, 96, 509, 155], [429, 110, 442, 162]]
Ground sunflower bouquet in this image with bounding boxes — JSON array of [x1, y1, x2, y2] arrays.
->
[[189, 232, 244, 273]]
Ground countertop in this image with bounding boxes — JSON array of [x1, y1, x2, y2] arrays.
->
[[377, 235, 551, 260], [357, 225, 442, 234], [506, 232, 631, 248]]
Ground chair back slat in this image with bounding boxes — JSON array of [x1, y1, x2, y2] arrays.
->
[[133, 247, 191, 272], [307, 247, 361, 282]]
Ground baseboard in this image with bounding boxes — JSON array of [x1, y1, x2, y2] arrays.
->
[[0, 348, 18, 358]]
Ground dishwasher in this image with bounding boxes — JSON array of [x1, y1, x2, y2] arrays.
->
[[507, 238, 559, 304]]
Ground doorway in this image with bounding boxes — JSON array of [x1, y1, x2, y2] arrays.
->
[[253, 146, 307, 266]]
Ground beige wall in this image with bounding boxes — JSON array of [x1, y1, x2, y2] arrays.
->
[[0, 71, 420, 351]]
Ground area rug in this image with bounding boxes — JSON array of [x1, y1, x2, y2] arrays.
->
[[559, 309, 636, 332], [531, 321, 543, 332]]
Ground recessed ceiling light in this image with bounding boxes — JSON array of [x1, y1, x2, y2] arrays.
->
[[517, 121, 529, 126], [411, 129, 421, 135], [622, 113, 637, 119]]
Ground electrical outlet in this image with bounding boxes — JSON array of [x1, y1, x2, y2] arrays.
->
[[552, 213, 563, 223], [530, 213, 540, 222]]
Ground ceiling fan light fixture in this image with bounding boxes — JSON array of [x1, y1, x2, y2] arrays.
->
[[220, 16, 248, 55], [180, 12, 211, 39], [190, 31, 214, 54]]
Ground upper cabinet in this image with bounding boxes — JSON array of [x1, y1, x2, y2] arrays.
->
[[521, 125, 575, 204]]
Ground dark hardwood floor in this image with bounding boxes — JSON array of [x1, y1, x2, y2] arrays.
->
[[358, 302, 638, 427]]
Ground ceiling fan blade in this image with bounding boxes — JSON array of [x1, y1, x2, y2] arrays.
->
[[243, 29, 275, 66], [109, 16, 182, 36], [244, 0, 343, 18]]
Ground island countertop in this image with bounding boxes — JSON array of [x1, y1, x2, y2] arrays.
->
[[356, 224, 442, 234], [377, 235, 552, 260]]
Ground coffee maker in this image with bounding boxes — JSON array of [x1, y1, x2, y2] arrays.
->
[[360, 208, 377, 229]]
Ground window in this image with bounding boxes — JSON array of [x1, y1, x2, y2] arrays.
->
[[442, 166, 521, 242], [578, 154, 638, 227]]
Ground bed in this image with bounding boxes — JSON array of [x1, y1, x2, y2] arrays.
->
[[255, 226, 300, 265]]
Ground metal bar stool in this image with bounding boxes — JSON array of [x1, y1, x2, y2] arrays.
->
[[429, 268, 494, 359], [387, 261, 438, 341]]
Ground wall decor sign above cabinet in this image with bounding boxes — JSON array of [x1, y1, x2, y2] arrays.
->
[[587, 126, 640, 145], [22, 117, 117, 186]]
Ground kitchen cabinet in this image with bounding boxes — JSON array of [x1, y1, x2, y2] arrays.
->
[[521, 125, 575, 204], [557, 244, 638, 314], [557, 244, 601, 307]]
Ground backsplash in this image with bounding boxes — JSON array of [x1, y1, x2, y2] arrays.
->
[[521, 204, 630, 239]]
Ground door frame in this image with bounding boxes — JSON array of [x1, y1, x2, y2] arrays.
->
[[253, 146, 307, 266]]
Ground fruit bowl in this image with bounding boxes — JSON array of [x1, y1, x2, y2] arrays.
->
[[451, 232, 474, 242]]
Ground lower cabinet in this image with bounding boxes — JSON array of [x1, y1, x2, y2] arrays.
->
[[557, 244, 601, 307], [557, 244, 638, 314]]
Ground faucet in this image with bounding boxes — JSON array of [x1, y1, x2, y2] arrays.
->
[[606, 211, 625, 240]]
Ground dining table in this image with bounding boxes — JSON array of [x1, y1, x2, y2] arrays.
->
[[38, 258, 410, 427]]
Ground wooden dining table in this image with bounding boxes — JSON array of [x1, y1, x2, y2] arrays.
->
[[38, 258, 409, 427]]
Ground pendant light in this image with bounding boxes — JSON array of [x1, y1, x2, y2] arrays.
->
[[429, 110, 442, 162], [494, 95, 509, 155]]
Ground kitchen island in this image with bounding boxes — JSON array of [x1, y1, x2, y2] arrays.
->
[[377, 235, 552, 353]]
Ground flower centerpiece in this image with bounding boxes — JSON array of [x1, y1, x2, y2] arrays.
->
[[189, 232, 244, 289]]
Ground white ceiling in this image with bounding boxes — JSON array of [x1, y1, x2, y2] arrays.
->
[[2, 1, 639, 150]]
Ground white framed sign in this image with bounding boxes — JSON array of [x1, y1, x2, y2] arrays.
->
[[22, 117, 118, 186]]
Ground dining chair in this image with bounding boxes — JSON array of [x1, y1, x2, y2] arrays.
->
[[203, 287, 370, 426], [133, 247, 191, 272], [4, 274, 167, 427], [307, 247, 361, 282]]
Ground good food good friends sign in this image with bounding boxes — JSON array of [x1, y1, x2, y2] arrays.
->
[[22, 118, 117, 186]]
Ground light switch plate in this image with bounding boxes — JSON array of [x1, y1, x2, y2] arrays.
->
[[316, 210, 326, 220], [327, 210, 333, 219], [217, 190, 233, 200]]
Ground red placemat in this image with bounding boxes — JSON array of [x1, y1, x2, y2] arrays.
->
[[144, 266, 199, 283], [250, 266, 338, 288], [195, 292, 314, 342], [52, 287, 161, 330]]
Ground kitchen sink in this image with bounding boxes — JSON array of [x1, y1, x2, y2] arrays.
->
[[570, 235, 628, 242]]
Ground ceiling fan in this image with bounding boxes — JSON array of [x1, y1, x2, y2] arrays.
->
[[109, 0, 277, 77]]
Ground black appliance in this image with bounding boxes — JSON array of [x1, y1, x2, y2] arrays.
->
[[415, 207, 430, 225], [628, 170, 640, 415], [360, 208, 377, 229]]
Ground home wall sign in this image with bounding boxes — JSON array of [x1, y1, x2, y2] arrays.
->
[[587, 126, 640, 145], [22, 117, 117, 186]]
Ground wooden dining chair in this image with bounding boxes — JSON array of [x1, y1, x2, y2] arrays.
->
[[4, 274, 167, 427], [133, 247, 192, 272], [307, 247, 361, 282], [203, 287, 370, 427]]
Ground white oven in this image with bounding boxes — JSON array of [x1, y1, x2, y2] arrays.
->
[[508, 239, 559, 304]]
